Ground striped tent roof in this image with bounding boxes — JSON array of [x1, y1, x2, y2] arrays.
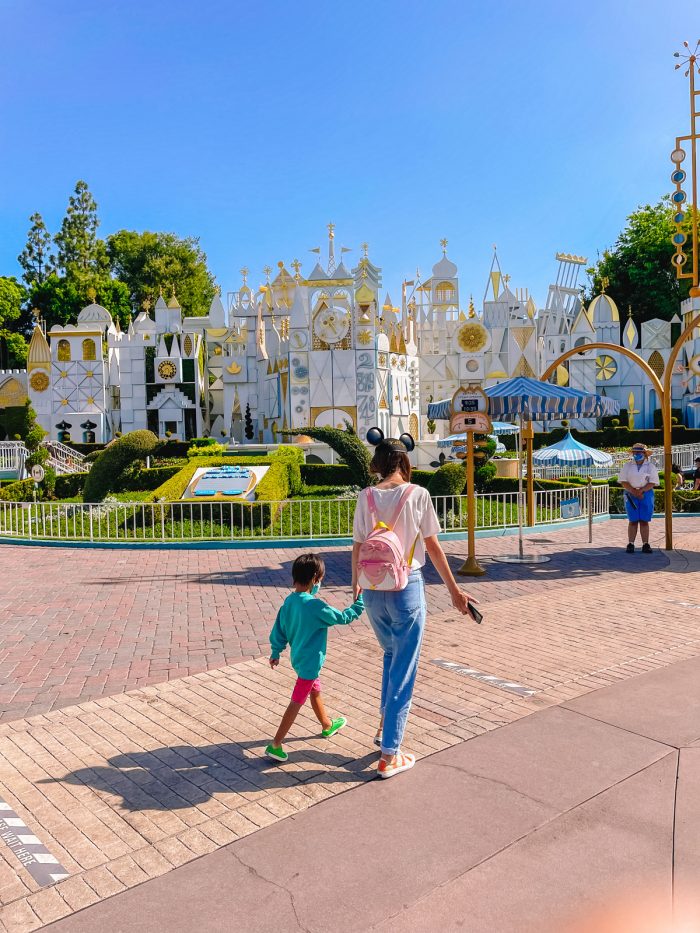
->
[[427, 377, 620, 421], [532, 430, 613, 467]]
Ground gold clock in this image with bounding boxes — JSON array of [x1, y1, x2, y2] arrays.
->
[[456, 322, 487, 353]]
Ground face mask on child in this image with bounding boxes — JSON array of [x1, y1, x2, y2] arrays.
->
[[310, 582, 322, 596]]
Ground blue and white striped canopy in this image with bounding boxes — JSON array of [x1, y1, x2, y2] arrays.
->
[[427, 377, 620, 421], [532, 430, 613, 467]]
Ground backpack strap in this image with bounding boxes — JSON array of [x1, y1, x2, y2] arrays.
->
[[365, 487, 379, 526], [389, 483, 416, 529]]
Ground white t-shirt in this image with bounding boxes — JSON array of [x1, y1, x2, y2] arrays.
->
[[352, 484, 441, 568], [618, 459, 660, 489]]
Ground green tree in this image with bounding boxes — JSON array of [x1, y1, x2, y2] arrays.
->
[[0, 277, 28, 367], [106, 230, 217, 315], [17, 213, 55, 287], [27, 273, 132, 331], [586, 196, 693, 322], [54, 180, 106, 276]]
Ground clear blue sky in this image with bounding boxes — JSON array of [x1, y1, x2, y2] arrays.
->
[[0, 0, 697, 307]]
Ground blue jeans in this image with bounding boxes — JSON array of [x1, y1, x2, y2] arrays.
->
[[362, 571, 427, 755]]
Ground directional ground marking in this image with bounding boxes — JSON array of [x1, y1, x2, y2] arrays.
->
[[430, 659, 538, 697], [0, 800, 69, 886]]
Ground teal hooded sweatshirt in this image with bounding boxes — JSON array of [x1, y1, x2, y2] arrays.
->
[[269, 591, 364, 681]]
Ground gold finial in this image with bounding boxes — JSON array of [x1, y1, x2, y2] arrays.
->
[[328, 222, 335, 239], [240, 267, 249, 287], [159, 286, 164, 297], [361, 242, 369, 258], [142, 297, 152, 312], [291, 259, 302, 280], [468, 296, 476, 318], [600, 276, 609, 294], [503, 273, 511, 285], [278, 260, 285, 269], [171, 284, 176, 298], [86, 286, 97, 302], [263, 265, 272, 282], [628, 304, 633, 319], [31, 307, 42, 325], [440, 238, 448, 254]]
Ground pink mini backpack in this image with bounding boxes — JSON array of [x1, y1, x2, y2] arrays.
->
[[357, 485, 419, 591]]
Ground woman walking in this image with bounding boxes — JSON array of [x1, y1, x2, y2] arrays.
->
[[352, 432, 477, 779], [619, 442, 659, 554]]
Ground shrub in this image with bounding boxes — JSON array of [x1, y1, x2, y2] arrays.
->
[[412, 469, 433, 489], [475, 461, 497, 491], [83, 430, 159, 501], [116, 465, 182, 492], [283, 425, 373, 489], [149, 456, 274, 502], [273, 446, 304, 495], [428, 462, 466, 498], [54, 472, 88, 498], [301, 463, 356, 486], [189, 436, 216, 448], [0, 479, 36, 501], [187, 442, 229, 458]]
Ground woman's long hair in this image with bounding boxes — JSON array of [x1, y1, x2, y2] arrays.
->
[[370, 441, 412, 482]]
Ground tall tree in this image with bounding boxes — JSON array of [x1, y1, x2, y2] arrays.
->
[[17, 213, 55, 288], [586, 196, 693, 322], [28, 274, 132, 332], [107, 230, 217, 315], [54, 180, 105, 275], [0, 277, 28, 367]]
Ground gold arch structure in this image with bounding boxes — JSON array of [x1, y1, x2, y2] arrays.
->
[[541, 330, 700, 551]]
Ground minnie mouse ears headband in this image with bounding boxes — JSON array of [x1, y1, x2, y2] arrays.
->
[[366, 427, 415, 453]]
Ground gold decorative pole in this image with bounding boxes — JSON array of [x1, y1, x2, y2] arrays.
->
[[458, 431, 486, 576]]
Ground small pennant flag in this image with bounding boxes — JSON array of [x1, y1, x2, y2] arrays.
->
[[309, 247, 321, 254]]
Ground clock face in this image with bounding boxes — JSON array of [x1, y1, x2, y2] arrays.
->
[[314, 307, 350, 344], [158, 360, 177, 380]]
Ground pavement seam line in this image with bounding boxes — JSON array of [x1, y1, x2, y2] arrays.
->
[[671, 747, 681, 926], [228, 847, 312, 933], [368, 749, 678, 931], [558, 705, 695, 750]]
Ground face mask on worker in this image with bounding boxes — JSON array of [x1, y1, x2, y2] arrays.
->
[[633, 453, 645, 463]]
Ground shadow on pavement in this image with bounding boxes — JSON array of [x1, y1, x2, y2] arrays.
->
[[38, 741, 378, 810], [83, 546, 671, 589]]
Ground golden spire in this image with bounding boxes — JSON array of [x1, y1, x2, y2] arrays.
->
[[86, 286, 97, 302], [327, 222, 335, 240], [600, 276, 609, 294], [240, 267, 249, 287], [468, 296, 476, 318], [628, 303, 633, 319], [142, 297, 152, 312], [361, 242, 369, 258], [291, 259, 302, 280], [440, 238, 448, 255], [263, 265, 272, 282]]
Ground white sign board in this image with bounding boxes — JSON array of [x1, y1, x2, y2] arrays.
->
[[450, 411, 493, 434], [31, 465, 45, 483], [451, 385, 489, 416]]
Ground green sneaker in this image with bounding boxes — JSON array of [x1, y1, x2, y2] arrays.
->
[[265, 744, 288, 763], [321, 716, 347, 738]]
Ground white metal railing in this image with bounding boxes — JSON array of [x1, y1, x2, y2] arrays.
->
[[0, 442, 27, 475], [0, 486, 609, 544], [531, 442, 700, 480], [43, 441, 87, 475]]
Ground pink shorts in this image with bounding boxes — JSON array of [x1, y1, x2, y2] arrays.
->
[[291, 677, 321, 704]]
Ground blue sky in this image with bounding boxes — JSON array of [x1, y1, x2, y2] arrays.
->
[[0, 0, 696, 307]]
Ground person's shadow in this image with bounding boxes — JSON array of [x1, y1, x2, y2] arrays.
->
[[38, 739, 379, 811]]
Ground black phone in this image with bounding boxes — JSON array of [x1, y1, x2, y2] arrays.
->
[[467, 602, 483, 624]]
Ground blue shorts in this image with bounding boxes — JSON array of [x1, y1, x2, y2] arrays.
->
[[624, 488, 654, 522]]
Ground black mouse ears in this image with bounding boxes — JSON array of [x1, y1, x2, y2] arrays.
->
[[366, 427, 415, 453]]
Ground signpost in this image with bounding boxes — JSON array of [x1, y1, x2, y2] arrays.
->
[[450, 386, 491, 577], [30, 464, 44, 510]]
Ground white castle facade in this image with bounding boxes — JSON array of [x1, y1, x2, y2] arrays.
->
[[5, 228, 699, 446]]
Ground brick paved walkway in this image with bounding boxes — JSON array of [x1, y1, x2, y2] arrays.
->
[[0, 519, 698, 930]]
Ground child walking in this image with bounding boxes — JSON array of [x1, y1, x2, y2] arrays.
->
[[265, 553, 364, 762]]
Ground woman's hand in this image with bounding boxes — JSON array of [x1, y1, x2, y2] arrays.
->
[[450, 586, 477, 616], [353, 580, 361, 601], [269, 657, 279, 669]]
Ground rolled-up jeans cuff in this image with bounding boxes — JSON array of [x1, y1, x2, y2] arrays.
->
[[380, 745, 398, 756]]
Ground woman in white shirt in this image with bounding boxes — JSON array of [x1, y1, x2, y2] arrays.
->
[[352, 435, 476, 779], [618, 442, 659, 554]]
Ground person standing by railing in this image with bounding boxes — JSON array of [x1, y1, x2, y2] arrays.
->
[[619, 443, 659, 554], [351, 432, 477, 779]]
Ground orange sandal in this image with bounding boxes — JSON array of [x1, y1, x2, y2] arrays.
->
[[377, 752, 416, 779]]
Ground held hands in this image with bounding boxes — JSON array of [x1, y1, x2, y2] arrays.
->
[[269, 657, 279, 670]]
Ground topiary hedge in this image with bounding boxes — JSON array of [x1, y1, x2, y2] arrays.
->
[[83, 431, 159, 502], [54, 472, 88, 498], [283, 425, 373, 489], [427, 462, 467, 498], [301, 463, 355, 486], [272, 445, 304, 495]]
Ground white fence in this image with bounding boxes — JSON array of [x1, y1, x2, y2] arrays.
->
[[0, 485, 608, 544], [0, 440, 87, 478], [0, 442, 26, 476]]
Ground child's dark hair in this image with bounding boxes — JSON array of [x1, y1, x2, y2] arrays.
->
[[370, 441, 412, 482], [292, 553, 325, 586]]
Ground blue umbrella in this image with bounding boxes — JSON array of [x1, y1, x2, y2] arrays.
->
[[533, 430, 613, 467]]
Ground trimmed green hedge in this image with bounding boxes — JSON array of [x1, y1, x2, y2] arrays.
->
[[0, 479, 36, 502], [272, 446, 304, 495], [116, 465, 182, 492], [84, 431, 160, 502], [499, 425, 700, 452], [55, 472, 88, 498], [149, 455, 274, 502], [484, 476, 608, 494], [428, 462, 466, 497], [300, 463, 355, 486], [610, 488, 700, 514]]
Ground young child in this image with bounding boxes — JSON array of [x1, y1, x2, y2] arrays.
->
[[265, 553, 364, 762]]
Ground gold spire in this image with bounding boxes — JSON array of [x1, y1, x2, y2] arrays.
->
[[600, 276, 609, 294], [468, 296, 476, 318], [440, 238, 448, 254], [628, 304, 633, 319], [86, 286, 97, 303], [142, 297, 152, 312], [240, 267, 249, 288], [263, 265, 272, 282], [361, 242, 369, 258], [291, 259, 302, 280]]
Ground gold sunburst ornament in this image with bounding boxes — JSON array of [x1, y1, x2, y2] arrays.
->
[[357, 330, 372, 346], [29, 371, 50, 392], [596, 355, 617, 381], [456, 322, 487, 353], [158, 360, 177, 380]]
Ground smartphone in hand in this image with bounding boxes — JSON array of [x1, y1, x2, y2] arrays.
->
[[467, 602, 483, 624]]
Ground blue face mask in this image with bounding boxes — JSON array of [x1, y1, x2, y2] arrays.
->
[[310, 582, 321, 596], [633, 453, 645, 463]]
